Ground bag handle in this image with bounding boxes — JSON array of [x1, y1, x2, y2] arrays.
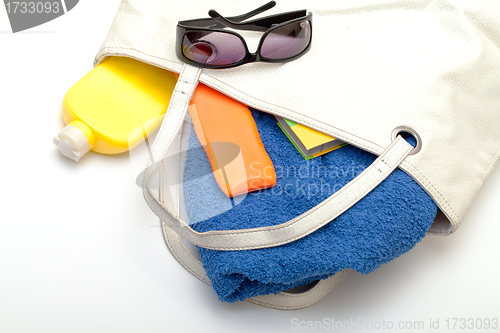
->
[[157, 127, 347, 310], [142, 64, 415, 251], [161, 221, 347, 310]]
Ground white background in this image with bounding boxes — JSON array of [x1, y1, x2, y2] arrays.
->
[[1, 1, 499, 332]]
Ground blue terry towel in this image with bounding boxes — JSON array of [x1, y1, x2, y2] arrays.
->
[[182, 109, 438, 303]]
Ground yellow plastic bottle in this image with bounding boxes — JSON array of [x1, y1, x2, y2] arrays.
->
[[54, 56, 177, 161]]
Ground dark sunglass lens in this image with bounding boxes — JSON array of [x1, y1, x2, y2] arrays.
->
[[182, 31, 246, 66], [191, 43, 214, 60], [260, 20, 311, 60]]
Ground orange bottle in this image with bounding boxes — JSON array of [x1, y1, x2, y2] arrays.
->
[[187, 82, 276, 197]]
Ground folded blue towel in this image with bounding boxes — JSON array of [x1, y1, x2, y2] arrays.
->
[[182, 109, 438, 303]]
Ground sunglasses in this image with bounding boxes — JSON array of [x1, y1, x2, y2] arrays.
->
[[176, 1, 313, 69]]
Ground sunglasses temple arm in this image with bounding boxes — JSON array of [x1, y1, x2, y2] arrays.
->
[[221, 1, 276, 23], [209, 10, 269, 32], [208, 1, 277, 32]]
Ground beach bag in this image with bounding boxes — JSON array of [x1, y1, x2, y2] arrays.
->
[[95, 0, 500, 309]]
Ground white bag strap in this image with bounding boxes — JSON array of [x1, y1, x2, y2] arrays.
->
[[143, 64, 415, 251], [157, 128, 347, 310], [161, 221, 347, 310]]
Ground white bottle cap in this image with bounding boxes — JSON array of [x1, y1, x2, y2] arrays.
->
[[53, 125, 91, 162]]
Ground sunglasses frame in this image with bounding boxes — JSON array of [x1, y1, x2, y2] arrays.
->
[[176, 1, 313, 69]]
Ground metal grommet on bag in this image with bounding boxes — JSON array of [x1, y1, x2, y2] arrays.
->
[[392, 126, 422, 155]]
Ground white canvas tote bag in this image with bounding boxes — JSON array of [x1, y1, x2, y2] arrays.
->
[[95, 0, 500, 309]]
